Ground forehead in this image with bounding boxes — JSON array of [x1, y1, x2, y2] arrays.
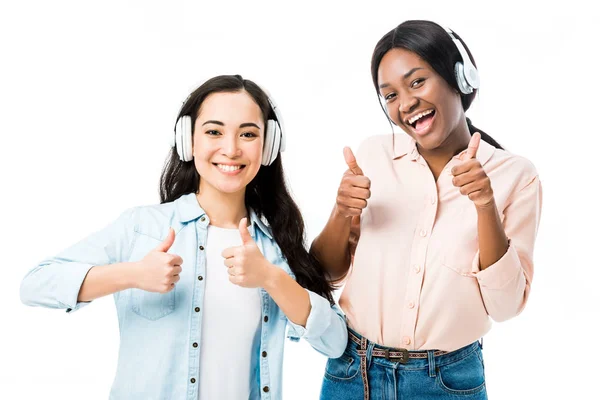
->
[[377, 48, 432, 86], [197, 91, 263, 125]]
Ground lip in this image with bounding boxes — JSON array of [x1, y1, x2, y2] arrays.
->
[[406, 110, 436, 136], [213, 163, 246, 176], [404, 108, 435, 126]]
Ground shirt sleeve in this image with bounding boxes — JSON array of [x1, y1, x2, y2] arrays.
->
[[286, 290, 348, 358], [473, 175, 542, 322], [19, 208, 137, 313]]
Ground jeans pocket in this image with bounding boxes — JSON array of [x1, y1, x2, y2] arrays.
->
[[131, 288, 176, 320], [324, 351, 360, 381], [436, 346, 486, 396]]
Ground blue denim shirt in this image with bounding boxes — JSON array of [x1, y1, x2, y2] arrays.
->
[[20, 193, 347, 400]]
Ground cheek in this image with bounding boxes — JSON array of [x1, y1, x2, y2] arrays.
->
[[246, 140, 264, 164], [192, 136, 220, 160]]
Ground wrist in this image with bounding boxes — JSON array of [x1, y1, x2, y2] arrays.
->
[[263, 263, 284, 292], [120, 262, 140, 290], [475, 198, 498, 213], [332, 204, 352, 221]]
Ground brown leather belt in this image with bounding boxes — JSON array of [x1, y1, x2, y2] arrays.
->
[[348, 330, 448, 400], [349, 330, 448, 363]]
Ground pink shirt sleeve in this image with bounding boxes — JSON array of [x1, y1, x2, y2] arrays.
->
[[473, 175, 542, 322]]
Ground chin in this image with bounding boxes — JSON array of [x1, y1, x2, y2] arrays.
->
[[215, 182, 248, 194]]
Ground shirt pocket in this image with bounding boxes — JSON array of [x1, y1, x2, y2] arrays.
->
[[127, 232, 177, 321], [442, 242, 478, 277]]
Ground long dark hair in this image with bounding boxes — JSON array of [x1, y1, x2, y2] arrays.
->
[[371, 20, 503, 149], [159, 75, 335, 303]]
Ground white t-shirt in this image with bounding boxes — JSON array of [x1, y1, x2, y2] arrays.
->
[[198, 225, 262, 400]]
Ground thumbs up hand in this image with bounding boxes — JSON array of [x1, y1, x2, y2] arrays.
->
[[134, 228, 183, 293], [335, 147, 371, 218], [451, 133, 495, 208], [222, 218, 274, 288]]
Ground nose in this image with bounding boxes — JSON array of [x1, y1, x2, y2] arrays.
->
[[398, 94, 418, 115], [221, 134, 242, 158]]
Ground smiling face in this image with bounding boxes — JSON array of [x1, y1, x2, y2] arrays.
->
[[192, 90, 264, 196], [378, 47, 466, 151]]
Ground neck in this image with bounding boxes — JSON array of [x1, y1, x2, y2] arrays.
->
[[419, 118, 472, 168], [196, 182, 247, 229]]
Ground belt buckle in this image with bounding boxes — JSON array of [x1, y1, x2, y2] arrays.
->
[[384, 348, 409, 364]]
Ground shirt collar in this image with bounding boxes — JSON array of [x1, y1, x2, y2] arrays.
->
[[393, 134, 495, 166], [175, 193, 273, 239]]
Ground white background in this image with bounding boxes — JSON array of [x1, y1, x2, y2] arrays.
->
[[1, 0, 598, 399]]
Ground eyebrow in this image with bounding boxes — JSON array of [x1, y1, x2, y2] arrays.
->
[[239, 122, 260, 129], [202, 120, 260, 129], [378, 67, 425, 89]]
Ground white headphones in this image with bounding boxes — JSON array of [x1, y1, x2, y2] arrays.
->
[[445, 28, 480, 94], [172, 92, 286, 166]]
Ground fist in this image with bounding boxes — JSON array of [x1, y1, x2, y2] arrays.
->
[[222, 218, 273, 288], [134, 228, 183, 293], [451, 132, 495, 207], [336, 147, 371, 218]]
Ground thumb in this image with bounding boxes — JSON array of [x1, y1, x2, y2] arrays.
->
[[461, 132, 481, 161], [343, 147, 363, 175], [155, 228, 175, 252], [238, 218, 254, 245]]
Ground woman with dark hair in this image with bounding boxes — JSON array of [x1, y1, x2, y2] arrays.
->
[[312, 21, 542, 399], [20, 74, 347, 400]]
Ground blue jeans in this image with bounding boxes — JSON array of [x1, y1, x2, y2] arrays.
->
[[320, 328, 487, 400]]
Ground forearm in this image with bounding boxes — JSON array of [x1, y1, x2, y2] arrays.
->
[[263, 267, 311, 327], [77, 262, 138, 302], [476, 200, 509, 270], [310, 205, 352, 281]]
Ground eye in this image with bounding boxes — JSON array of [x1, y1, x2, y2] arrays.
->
[[384, 92, 396, 103], [241, 132, 258, 138], [411, 78, 425, 88], [205, 130, 221, 136]]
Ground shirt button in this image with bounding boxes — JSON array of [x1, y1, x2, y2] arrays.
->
[[199, 245, 205, 251], [420, 229, 427, 237], [403, 337, 411, 345], [200, 216, 206, 222], [263, 316, 269, 323], [190, 378, 196, 384], [198, 276, 203, 281], [414, 265, 421, 273], [194, 307, 200, 312], [263, 386, 270, 393], [262, 351, 267, 357], [408, 301, 415, 309], [192, 342, 198, 348]]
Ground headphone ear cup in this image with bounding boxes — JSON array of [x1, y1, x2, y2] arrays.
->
[[183, 116, 193, 161], [270, 123, 281, 165], [175, 116, 193, 162], [262, 119, 276, 165], [454, 62, 473, 95], [175, 117, 184, 160], [463, 63, 480, 89]]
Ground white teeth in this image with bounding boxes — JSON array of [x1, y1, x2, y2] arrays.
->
[[407, 109, 433, 125], [217, 164, 241, 172]]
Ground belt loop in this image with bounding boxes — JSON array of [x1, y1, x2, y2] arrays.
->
[[359, 336, 370, 400], [479, 337, 484, 349], [366, 342, 375, 369], [427, 350, 436, 378]]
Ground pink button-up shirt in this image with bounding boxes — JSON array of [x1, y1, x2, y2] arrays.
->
[[339, 133, 542, 351]]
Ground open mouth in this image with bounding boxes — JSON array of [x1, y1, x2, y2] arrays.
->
[[213, 163, 246, 173], [407, 109, 436, 134]]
